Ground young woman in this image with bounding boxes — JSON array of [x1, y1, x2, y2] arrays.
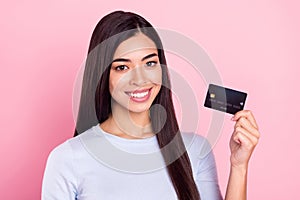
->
[[42, 11, 260, 200]]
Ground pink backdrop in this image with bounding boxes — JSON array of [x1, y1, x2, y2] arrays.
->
[[1, 0, 299, 199]]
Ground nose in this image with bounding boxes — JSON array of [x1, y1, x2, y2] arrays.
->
[[129, 65, 148, 86]]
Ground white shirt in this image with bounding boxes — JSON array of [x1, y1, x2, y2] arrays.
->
[[42, 124, 223, 200]]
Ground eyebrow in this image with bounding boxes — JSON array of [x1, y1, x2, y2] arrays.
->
[[112, 53, 158, 63]]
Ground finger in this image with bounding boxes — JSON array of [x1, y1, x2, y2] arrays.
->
[[232, 110, 259, 130], [233, 126, 259, 148], [234, 117, 260, 138]]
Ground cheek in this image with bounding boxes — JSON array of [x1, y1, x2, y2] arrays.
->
[[109, 73, 128, 95], [109, 74, 118, 95], [149, 67, 162, 84]]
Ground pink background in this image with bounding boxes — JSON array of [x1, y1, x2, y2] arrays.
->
[[1, 0, 299, 199]]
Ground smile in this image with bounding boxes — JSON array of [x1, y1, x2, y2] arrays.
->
[[129, 91, 149, 98], [125, 88, 152, 102]]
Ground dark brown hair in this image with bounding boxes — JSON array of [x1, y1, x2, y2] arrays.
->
[[74, 11, 200, 200]]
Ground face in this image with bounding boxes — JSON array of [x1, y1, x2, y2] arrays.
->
[[109, 33, 162, 114]]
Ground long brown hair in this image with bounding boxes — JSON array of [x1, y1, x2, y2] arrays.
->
[[74, 11, 200, 200]]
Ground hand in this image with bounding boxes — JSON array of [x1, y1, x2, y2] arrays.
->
[[229, 110, 260, 169]]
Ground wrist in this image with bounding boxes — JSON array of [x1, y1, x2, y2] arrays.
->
[[230, 164, 248, 178], [230, 160, 249, 171]]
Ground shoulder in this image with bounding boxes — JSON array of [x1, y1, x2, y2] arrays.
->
[[181, 132, 213, 159], [47, 128, 94, 162], [181, 132, 221, 194], [46, 137, 79, 165]]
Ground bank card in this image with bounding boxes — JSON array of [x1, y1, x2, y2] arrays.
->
[[204, 84, 247, 115]]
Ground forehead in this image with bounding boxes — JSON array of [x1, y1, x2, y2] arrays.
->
[[113, 33, 158, 59]]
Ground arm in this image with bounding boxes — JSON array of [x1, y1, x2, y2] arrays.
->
[[225, 110, 260, 200], [189, 134, 223, 200], [225, 165, 248, 200]]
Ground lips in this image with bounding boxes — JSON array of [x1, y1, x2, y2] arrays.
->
[[125, 88, 152, 102]]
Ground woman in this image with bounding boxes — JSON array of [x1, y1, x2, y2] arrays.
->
[[42, 11, 260, 200]]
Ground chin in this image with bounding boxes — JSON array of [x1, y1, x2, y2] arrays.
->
[[127, 104, 151, 114]]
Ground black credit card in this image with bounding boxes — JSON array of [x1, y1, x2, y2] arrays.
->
[[204, 84, 247, 115]]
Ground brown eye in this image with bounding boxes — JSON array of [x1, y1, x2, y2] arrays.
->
[[115, 65, 129, 71]]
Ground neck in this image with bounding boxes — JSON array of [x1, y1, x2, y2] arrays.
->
[[102, 102, 154, 139]]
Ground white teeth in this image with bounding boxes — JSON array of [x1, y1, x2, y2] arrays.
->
[[129, 91, 149, 98]]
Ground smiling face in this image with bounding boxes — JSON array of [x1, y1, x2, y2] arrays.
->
[[109, 33, 162, 115]]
